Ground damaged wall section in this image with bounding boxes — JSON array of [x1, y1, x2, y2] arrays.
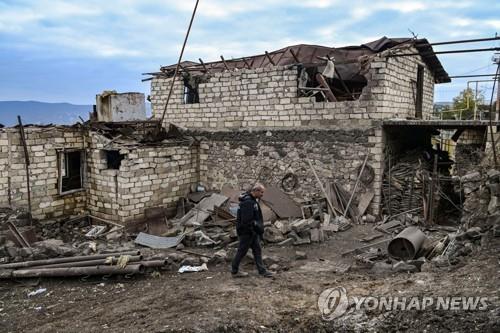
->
[[150, 46, 436, 130], [196, 127, 384, 215], [0, 126, 86, 219], [86, 131, 198, 224]]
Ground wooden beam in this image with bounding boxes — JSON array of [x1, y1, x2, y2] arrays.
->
[[264, 51, 276, 66], [198, 58, 208, 72], [220, 55, 230, 71]]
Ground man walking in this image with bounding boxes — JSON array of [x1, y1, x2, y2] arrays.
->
[[231, 184, 273, 278]]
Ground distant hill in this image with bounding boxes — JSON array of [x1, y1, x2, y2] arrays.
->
[[0, 101, 92, 126]]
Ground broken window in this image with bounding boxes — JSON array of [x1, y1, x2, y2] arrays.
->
[[58, 150, 85, 194], [182, 72, 200, 104], [105, 150, 125, 170], [415, 65, 424, 118], [297, 64, 367, 102]]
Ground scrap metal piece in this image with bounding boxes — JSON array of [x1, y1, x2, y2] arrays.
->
[[134, 232, 185, 249], [388, 226, 427, 260]]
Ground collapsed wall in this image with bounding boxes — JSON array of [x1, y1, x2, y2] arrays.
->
[[0, 126, 86, 219]]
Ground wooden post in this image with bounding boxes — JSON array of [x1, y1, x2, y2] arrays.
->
[[220, 55, 230, 71], [198, 58, 208, 72], [17, 116, 32, 225]]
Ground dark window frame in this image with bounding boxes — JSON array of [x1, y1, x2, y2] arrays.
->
[[57, 149, 85, 195]]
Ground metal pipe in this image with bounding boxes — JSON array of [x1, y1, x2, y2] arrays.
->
[[0, 264, 145, 279], [138, 260, 168, 268], [388, 226, 427, 260], [387, 47, 500, 57], [32, 255, 143, 269], [429, 36, 500, 46], [157, 0, 200, 129], [0, 251, 140, 269], [449, 74, 499, 79]]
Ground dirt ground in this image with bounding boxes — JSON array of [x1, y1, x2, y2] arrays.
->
[[1, 225, 499, 333]]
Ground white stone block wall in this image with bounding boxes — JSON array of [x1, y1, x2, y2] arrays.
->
[[0, 127, 86, 219], [150, 47, 436, 130], [86, 132, 198, 224]]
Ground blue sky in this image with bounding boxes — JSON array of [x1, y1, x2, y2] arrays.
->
[[0, 0, 499, 104]]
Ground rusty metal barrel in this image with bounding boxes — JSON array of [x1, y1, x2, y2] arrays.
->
[[388, 226, 426, 260]]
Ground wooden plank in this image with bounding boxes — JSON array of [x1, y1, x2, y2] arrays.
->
[[357, 191, 375, 216], [315, 73, 337, 102], [307, 159, 339, 217]]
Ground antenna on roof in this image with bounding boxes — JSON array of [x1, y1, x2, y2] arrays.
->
[[408, 29, 418, 39]]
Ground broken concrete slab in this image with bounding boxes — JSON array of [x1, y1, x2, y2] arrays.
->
[[180, 193, 228, 226], [263, 226, 285, 243], [291, 218, 319, 233], [274, 220, 291, 234]]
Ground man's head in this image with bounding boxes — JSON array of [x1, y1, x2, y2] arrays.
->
[[250, 183, 265, 199]]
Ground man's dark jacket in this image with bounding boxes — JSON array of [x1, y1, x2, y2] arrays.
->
[[236, 192, 264, 236]]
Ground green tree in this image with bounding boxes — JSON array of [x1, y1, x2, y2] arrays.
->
[[448, 88, 485, 120]]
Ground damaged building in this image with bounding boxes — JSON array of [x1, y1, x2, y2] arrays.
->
[[1, 37, 497, 227], [148, 36, 496, 221]]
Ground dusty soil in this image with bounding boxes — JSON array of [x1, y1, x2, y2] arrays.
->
[[1, 226, 499, 333]]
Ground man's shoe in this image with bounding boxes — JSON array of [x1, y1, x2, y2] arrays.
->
[[259, 271, 274, 278], [231, 271, 249, 278]]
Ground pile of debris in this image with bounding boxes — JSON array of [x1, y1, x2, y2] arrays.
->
[[352, 167, 500, 274]]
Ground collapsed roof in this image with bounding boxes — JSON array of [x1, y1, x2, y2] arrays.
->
[[146, 37, 450, 84]]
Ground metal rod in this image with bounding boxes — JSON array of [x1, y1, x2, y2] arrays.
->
[[157, 0, 200, 129], [388, 47, 500, 57], [17, 115, 32, 225], [488, 63, 500, 167], [429, 36, 500, 46], [449, 74, 499, 79]]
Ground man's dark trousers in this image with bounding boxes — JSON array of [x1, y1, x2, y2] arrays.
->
[[231, 232, 266, 274]]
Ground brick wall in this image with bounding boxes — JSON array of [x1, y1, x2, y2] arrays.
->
[[86, 132, 198, 224], [0, 126, 86, 219], [150, 47, 435, 129]]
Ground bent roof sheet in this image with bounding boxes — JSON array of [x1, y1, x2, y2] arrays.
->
[[152, 37, 450, 84]]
